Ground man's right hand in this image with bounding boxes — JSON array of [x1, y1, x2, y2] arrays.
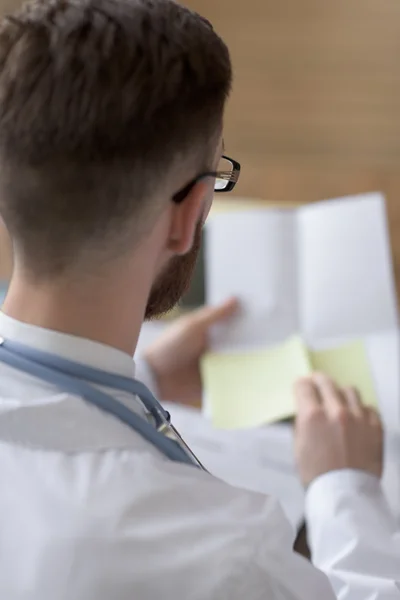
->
[[294, 373, 383, 488]]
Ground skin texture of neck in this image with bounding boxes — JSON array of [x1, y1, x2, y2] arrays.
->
[[2, 249, 158, 358]]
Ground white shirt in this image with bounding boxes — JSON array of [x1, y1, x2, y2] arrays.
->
[[0, 313, 399, 600]]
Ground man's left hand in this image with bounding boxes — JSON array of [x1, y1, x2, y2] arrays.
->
[[143, 298, 238, 406]]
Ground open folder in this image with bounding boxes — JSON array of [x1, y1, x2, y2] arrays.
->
[[201, 193, 398, 428], [202, 336, 377, 428], [205, 193, 398, 351]]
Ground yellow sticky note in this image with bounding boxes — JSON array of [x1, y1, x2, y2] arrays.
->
[[201, 336, 310, 429], [202, 336, 377, 429], [310, 340, 377, 407]]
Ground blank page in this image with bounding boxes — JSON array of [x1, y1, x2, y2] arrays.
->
[[298, 193, 398, 342], [206, 209, 297, 351], [366, 330, 400, 428]]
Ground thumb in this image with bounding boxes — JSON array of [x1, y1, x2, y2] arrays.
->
[[192, 297, 239, 327]]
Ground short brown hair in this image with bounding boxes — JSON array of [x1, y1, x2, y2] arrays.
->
[[0, 0, 231, 277]]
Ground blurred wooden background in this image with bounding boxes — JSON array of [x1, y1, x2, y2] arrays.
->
[[1, 0, 400, 300]]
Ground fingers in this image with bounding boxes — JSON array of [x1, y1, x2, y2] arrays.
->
[[296, 373, 371, 419], [192, 297, 239, 327], [343, 386, 364, 417], [366, 406, 382, 428], [294, 378, 321, 415], [311, 373, 346, 417], [299, 373, 380, 421]]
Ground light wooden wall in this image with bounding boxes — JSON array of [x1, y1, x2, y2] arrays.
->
[[184, 0, 400, 299], [1, 0, 400, 299]]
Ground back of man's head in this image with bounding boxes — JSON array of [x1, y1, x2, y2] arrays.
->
[[0, 0, 231, 278]]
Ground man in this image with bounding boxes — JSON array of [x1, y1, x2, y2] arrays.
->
[[0, 0, 398, 598]]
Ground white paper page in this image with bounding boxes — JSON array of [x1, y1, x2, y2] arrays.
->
[[206, 209, 298, 351], [366, 329, 400, 428], [382, 429, 400, 524], [298, 193, 398, 343], [165, 403, 305, 529]]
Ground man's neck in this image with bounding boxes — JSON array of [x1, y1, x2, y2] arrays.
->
[[2, 265, 151, 357]]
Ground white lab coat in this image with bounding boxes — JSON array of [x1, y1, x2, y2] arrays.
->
[[0, 312, 399, 600]]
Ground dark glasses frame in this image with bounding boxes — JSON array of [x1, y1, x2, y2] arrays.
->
[[172, 155, 241, 204]]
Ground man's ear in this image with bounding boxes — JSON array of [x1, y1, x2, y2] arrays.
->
[[167, 180, 209, 255]]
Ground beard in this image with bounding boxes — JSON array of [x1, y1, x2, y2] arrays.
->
[[145, 220, 203, 320]]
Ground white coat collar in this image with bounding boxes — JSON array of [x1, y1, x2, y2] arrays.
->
[[0, 311, 136, 378]]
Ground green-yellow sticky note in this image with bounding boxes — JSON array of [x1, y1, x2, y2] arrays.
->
[[310, 340, 377, 408], [201, 336, 310, 429], [202, 336, 378, 429]]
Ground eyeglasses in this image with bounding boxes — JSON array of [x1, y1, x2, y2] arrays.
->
[[172, 155, 241, 204]]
